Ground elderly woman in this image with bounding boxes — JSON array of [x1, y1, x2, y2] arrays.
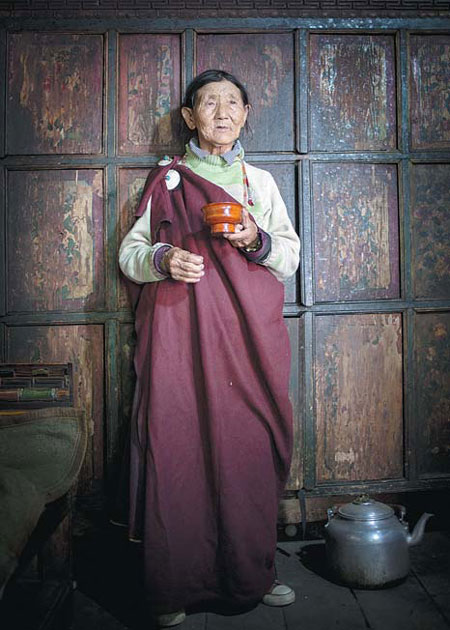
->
[[119, 69, 300, 627]]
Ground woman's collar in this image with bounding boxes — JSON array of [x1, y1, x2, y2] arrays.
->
[[188, 138, 243, 165]]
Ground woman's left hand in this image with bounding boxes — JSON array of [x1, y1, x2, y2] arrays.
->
[[223, 209, 259, 249]]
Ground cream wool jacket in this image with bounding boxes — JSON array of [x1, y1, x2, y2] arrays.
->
[[119, 162, 300, 284]]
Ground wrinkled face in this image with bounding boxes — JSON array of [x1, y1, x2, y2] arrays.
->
[[181, 80, 249, 155]]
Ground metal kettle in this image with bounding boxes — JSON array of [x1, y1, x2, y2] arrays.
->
[[324, 494, 433, 588]]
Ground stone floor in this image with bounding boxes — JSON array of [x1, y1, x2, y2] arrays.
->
[[71, 526, 450, 630]]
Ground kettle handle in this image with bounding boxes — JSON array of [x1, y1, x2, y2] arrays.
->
[[390, 503, 407, 523], [327, 506, 337, 522]]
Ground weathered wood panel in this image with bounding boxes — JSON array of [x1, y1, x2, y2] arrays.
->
[[286, 316, 304, 490], [411, 164, 450, 300], [7, 33, 103, 155], [196, 33, 295, 152], [7, 169, 104, 313], [108, 322, 137, 491], [118, 168, 152, 309], [120, 323, 136, 429], [6, 325, 104, 493], [315, 313, 403, 483], [118, 34, 182, 155], [252, 162, 298, 304], [312, 163, 399, 303], [415, 312, 450, 478], [310, 34, 397, 152], [410, 35, 450, 151]]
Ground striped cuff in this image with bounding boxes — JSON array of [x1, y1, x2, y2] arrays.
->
[[153, 244, 173, 277], [241, 229, 271, 264]]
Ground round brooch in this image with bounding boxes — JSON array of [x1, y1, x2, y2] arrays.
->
[[164, 169, 181, 191]]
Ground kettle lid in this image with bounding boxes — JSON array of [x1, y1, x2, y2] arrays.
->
[[337, 494, 394, 521]]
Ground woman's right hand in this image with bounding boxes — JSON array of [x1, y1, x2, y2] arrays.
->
[[161, 247, 205, 283]]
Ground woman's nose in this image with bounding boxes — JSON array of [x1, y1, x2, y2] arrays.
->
[[215, 100, 229, 118]]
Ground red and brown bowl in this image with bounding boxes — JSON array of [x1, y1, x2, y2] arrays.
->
[[202, 202, 243, 236]]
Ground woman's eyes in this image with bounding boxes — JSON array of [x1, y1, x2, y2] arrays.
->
[[204, 99, 240, 107]]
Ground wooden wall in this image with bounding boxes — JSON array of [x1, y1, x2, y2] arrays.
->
[[0, 17, 449, 511]]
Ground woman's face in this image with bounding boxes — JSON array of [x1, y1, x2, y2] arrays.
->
[[181, 80, 249, 155]]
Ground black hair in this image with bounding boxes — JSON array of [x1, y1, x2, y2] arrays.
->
[[179, 69, 251, 144], [182, 69, 250, 109]]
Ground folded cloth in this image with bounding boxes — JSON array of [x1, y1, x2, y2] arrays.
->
[[0, 407, 89, 594]]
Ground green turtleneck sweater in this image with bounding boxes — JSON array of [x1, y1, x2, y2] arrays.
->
[[180, 143, 264, 221]]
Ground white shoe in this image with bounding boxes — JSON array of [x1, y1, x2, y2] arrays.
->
[[262, 581, 296, 606], [157, 609, 186, 627]]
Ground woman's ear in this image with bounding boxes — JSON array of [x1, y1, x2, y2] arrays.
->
[[240, 103, 250, 129], [181, 107, 196, 131], [240, 104, 251, 133]]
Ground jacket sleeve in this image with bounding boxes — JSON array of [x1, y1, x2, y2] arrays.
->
[[118, 197, 172, 284], [254, 172, 300, 282]]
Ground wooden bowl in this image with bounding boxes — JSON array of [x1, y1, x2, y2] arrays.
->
[[202, 202, 243, 236]]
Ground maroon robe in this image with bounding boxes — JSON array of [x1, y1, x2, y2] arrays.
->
[[125, 159, 293, 612]]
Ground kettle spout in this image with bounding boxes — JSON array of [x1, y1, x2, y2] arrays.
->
[[407, 512, 433, 547]]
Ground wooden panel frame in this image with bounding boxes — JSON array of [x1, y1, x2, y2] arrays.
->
[[414, 311, 450, 480], [196, 31, 296, 153], [311, 161, 400, 303], [409, 33, 450, 151], [7, 168, 105, 313], [285, 316, 304, 491], [309, 32, 397, 152], [314, 312, 404, 485], [6, 32, 104, 156], [411, 163, 450, 300], [118, 33, 183, 155]]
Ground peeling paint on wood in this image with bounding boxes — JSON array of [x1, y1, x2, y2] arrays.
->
[[310, 34, 397, 152], [312, 162, 399, 303], [412, 164, 450, 299], [315, 313, 403, 483], [118, 168, 152, 309], [196, 33, 295, 152], [415, 313, 450, 477], [6, 325, 104, 492], [410, 35, 450, 150], [7, 33, 103, 155], [118, 34, 182, 155], [7, 169, 104, 313]]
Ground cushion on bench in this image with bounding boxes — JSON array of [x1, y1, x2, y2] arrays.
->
[[0, 407, 88, 593]]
